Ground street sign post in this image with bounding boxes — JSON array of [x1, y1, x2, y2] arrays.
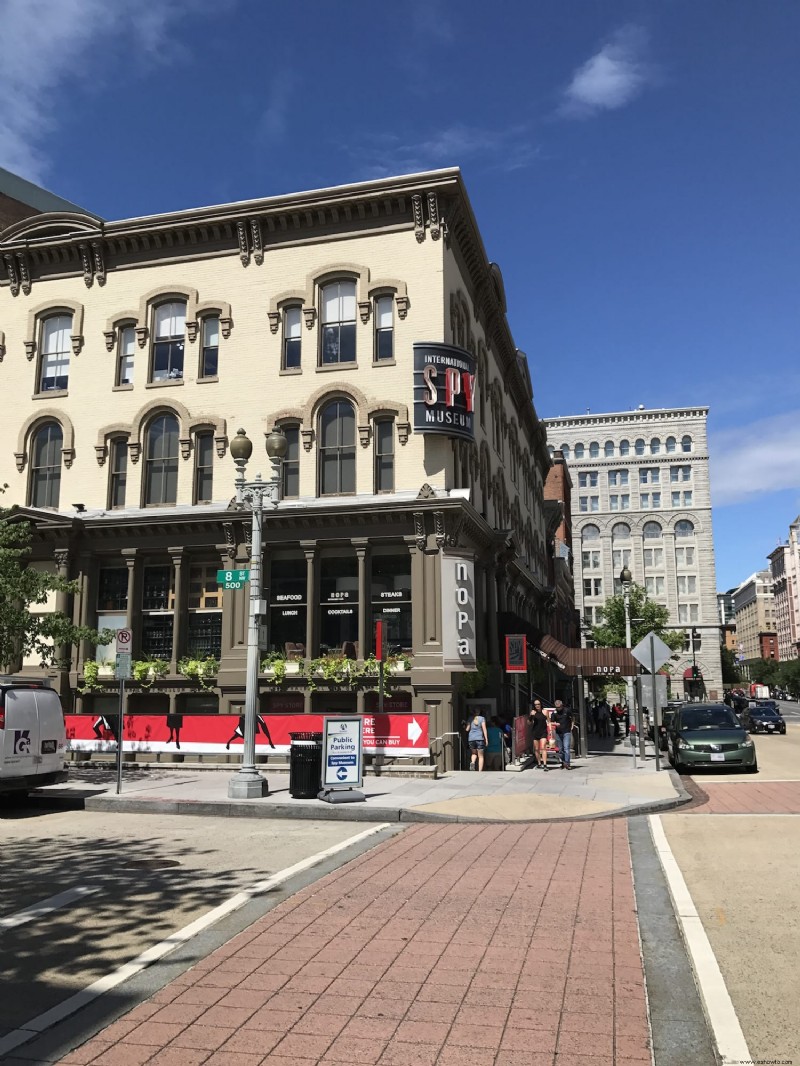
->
[[631, 631, 673, 772], [319, 716, 365, 804], [216, 569, 250, 590], [115, 628, 132, 653], [114, 628, 133, 795]]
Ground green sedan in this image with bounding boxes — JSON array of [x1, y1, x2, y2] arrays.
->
[[668, 703, 758, 774]]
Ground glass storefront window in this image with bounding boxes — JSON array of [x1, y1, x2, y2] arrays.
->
[[188, 565, 221, 609], [269, 557, 307, 654], [320, 556, 358, 653], [370, 553, 412, 654], [186, 613, 222, 657], [141, 615, 173, 659], [142, 566, 174, 611], [97, 567, 128, 611]]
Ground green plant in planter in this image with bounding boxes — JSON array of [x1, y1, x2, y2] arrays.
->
[[78, 659, 102, 694], [260, 653, 288, 685], [459, 658, 491, 697], [177, 656, 219, 690], [132, 658, 169, 688]]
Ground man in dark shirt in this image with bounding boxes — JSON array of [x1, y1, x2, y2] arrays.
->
[[553, 700, 574, 769]]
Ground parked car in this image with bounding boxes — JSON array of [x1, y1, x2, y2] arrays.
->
[[742, 704, 786, 735], [0, 678, 68, 796], [669, 703, 757, 774]]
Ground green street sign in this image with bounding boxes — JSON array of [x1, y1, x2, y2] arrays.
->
[[216, 568, 250, 590]]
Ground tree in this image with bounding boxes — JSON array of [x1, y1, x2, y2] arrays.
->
[[778, 658, 800, 698], [591, 582, 685, 653], [0, 494, 111, 670], [720, 646, 741, 684], [746, 658, 781, 687]]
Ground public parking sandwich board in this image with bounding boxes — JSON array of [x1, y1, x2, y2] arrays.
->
[[322, 716, 363, 790]]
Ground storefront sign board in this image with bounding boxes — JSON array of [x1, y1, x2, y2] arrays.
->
[[441, 553, 477, 671], [322, 716, 363, 788], [413, 343, 476, 442]]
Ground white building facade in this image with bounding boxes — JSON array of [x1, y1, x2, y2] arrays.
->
[[543, 407, 722, 698], [768, 517, 800, 661]]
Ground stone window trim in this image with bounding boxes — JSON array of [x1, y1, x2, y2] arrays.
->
[[365, 281, 409, 323], [267, 290, 307, 334], [104, 311, 139, 352], [133, 285, 200, 349], [268, 385, 409, 455], [94, 400, 227, 465], [363, 404, 411, 448], [190, 301, 233, 344], [24, 300, 85, 360], [16, 410, 75, 472]]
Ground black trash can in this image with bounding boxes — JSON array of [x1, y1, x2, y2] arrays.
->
[[289, 731, 323, 799]]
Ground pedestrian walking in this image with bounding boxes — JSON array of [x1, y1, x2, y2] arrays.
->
[[465, 708, 488, 771], [553, 700, 574, 769], [486, 716, 506, 770], [598, 699, 611, 738], [529, 700, 550, 771], [590, 701, 600, 735]]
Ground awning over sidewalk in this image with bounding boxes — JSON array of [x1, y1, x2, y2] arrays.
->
[[530, 633, 639, 678]]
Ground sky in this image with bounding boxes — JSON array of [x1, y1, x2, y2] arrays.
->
[[2, 0, 799, 591]]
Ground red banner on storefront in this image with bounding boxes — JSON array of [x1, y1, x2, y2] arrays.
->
[[65, 712, 430, 757]]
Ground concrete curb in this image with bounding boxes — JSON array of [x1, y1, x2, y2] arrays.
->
[[59, 777, 695, 824]]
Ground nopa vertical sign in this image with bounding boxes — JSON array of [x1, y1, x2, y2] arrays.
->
[[441, 553, 476, 671]]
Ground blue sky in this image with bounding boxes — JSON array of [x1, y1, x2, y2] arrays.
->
[[2, 0, 799, 591]]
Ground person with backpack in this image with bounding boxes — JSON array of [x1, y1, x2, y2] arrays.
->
[[465, 708, 489, 771]]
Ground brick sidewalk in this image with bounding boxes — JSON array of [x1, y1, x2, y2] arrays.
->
[[58, 822, 651, 1066], [684, 780, 800, 814]]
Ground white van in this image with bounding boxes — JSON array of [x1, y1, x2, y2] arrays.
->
[[0, 677, 68, 795]]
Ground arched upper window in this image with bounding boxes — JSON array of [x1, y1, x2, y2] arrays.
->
[[561, 443, 570, 459], [619, 439, 630, 456], [320, 281, 356, 365], [116, 324, 135, 386], [319, 400, 356, 494], [547, 445, 555, 459], [675, 519, 695, 538], [589, 441, 599, 458], [643, 521, 663, 539], [199, 315, 220, 379], [604, 440, 614, 457], [681, 435, 693, 453], [574, 442, 585, 459], [281, 425, 300, 499], [151, 301, 186, 381], [634, 438, 646, 456], [374, 295, 394, 361], [39, 314, 72, 393], [282, 306, 302, 371], [144, 413, 179, 506], [29, 422, 63, 508], [612, 522, 631, 540], [650, 437, 661, 454], [581, 524, 600, 541], [665, 436, 677, 454]]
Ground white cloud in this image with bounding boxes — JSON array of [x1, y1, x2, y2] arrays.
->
[[710, 410, 800, 506], [0, 0, 213, 184], [258, 71, 297, 143], [354, 123, 540, 180], [559, 25, 653, 119]]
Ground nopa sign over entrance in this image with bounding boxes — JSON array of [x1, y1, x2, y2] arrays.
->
[[441, 553, 476, 671]]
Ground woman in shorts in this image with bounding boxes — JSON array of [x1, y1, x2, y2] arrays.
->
[[465, 709, 489, 771], [530, 700, 550, 771]]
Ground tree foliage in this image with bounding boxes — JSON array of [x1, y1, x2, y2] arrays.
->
[[720, 646, 741, 684], [0, 495, 111, 670], [590, 582, 685, 653]]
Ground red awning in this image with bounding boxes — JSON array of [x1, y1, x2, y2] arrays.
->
[[683, 667, 703, 680]]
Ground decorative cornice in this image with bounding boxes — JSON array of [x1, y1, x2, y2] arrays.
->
[[427, 191, 440, 240], [416, 483, 436, 500], [179, 438, 192, 460], [95, 444, 107, 466], [267, 311, 280, 334], [92, 240, 106, 286], [79, 243, 93, 287], [250, 218, 263, 264], [358, 424, 371, 447], [103, 330, 116, 352], [358, 300, 371, 324], [14, 452, 25, 473], [4, 254, 20, 296], [70, 334, 84, 356], [397, 421, 410, 446], [185, 319, 199, 343], [301, 428, 314, 452], [237, 220, 249, 266], [62, 447, 75, 469], [17, 252, 31, 295], [24, 340, 36, 361], [413, 511, 427, 551], [220, 316, 233, 339], [412, 194, 425, 242], [135, 326, 148, 348], [215, 434, 228, 458], [395, 294, 409, 320], [128, 441, 141, 464], [302, 307, 316, 329]]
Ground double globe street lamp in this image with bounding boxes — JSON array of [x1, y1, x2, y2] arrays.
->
[[228, 427, 288, 799]]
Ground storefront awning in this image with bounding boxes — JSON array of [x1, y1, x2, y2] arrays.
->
[[528, 633, 639, 678], [683, 667, 703, 680]]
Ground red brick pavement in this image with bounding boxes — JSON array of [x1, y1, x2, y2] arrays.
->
[[684, 780, 800, 814], [57, 822, 651, 1066]]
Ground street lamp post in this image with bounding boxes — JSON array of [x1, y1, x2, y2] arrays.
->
[[228, 427, 287, 800], [619, 566, 640, 766]]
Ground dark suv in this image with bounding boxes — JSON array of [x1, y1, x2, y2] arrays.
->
[[742, 704, 786, 735], [669, 703, 757, 774]]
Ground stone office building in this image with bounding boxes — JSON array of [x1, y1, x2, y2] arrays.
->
[[0, 168, 553, 748]]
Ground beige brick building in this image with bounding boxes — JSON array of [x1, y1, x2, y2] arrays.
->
[[732, 571, 776, 662], [0, 168, 552, 754], [768, 517, 800, 661]]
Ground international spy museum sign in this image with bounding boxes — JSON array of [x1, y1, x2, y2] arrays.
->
[[413, 343, 477, 442]]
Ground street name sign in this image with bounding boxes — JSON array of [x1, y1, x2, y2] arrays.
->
[[216, 569, 250, 590], [631, 631, 672, 673]]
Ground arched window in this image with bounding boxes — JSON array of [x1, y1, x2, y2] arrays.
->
[[282, 306, 302, 370], [681, 435, 693, 453], [108, 438, 128, 509], [604, 440, 614, 457], [319, 400, 356, 494], [643, 521, 663, 539], [374, 295, 394, 361], [281, 425, 300, 498], [116, 324, 135, 386], [619, 439, 630, 456], [561, 443, 570, 459], [634, 438, 646, 455], [612, 521, 631, 574], [151, 301, 186, 381], [589, 441, 599, 458], [574, 442, 585, 459], [612, 522, 631, 540], [144, 413, 179, 506], [29, 422, 63, 508], [675, 519, 695, 538], [665, 436, 677, 454], [547, 445, 554, 460], [320, 281, 356, 364], [199, 316, 219, 378], [374, 418, 394, 492], [581, 524, 600, 541], [39, 314, 72, 392], [650, 437, 661, 454]]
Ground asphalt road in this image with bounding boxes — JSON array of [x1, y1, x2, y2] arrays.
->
[[0, 807, 375, 1046], [661, 717, 800, 1062]]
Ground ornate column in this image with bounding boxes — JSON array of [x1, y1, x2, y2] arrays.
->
[[301, 540, 317, 659], [168, 547, 185, 674], [353, 538, 370, 659]]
